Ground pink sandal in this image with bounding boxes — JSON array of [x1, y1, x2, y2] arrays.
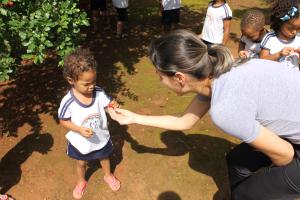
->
[[0, 194, 14, 200], [73, 181, 87, 199], [104, 175, 121, 191]]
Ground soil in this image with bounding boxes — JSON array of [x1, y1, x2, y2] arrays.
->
[[0, 0, 268, 199]]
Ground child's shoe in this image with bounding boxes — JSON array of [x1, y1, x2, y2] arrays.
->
[[104, 174, 120, 191], [73, 181, 87, 199]]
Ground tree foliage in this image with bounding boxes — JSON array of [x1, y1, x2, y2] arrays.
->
[[0, 0, 89, 81]]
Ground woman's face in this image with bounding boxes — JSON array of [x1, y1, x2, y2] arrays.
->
[[156, 70, 187, 96]]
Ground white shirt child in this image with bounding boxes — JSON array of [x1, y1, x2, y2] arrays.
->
[[162, 0, 181, 11], [240, 35, 262, 58], [112, 0, 128, 8], [58, 86, 111, 154], [201, 1, 232, 44], [261, 31, 300, 70]]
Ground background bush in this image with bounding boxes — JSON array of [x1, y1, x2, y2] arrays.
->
[[0, 0, 89, 81]]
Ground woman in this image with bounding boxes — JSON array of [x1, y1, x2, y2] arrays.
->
[[108, 29, 300, 199]]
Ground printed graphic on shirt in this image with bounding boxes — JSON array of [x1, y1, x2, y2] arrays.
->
[[81, 113, 103, 131]]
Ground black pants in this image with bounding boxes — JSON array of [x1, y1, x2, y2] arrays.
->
[[226, 143, 300, 200]]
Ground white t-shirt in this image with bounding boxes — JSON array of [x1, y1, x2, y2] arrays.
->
[[162, 0, 181, 10], [261, 31, 300, 70], [112, 0, 128, 8], [58, 86, 111, 154], [240, 35, 262, 58], [201, 1, 232, 44]]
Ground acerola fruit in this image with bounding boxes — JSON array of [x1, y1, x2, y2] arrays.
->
[[6, 1, 14, 7]]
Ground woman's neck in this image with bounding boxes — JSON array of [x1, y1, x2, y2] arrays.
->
[[192, 77, 213, 97]]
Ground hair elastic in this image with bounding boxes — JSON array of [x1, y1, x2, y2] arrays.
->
[[280, 6, 298, 21]]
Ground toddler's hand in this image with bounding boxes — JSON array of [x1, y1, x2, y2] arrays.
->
[[238, 50, 249, 58], [281, 47, 294, 56], [79, 127, 93, 138], [107, 100, 119, 109]]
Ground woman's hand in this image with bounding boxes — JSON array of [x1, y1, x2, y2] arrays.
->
[[107, 108, 136, 125]]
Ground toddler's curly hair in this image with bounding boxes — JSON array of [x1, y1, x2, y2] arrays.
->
[[270, 0, 299, 31], [241, 9, 265, 31], [63, 47, 97, 81]]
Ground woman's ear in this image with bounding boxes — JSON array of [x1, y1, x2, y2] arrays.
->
[[174, 72, 186, 86]]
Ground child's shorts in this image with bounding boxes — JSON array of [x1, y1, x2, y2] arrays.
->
[[67, 139, 113, 161], [91, 0, 107, 11], [115, 7, 128, 21], [161, 8, 180, 25]]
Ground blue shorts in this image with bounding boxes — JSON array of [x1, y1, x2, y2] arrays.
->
[[67, 139, 113, 161]]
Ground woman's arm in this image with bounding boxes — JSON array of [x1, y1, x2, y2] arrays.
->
[[108, 96, 210, 131], [222, 19, 231, 45], [250, 126, 294, 166]]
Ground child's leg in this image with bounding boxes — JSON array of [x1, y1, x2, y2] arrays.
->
[[99, 158, 111, 177], [99, 0, 110, 29], [76, 160, 88, 183], [115, 8, 128, 38]]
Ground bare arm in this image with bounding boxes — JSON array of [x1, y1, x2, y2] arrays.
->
[[108, 96, 210, 131], [250, 126, 294, 166], [222, 19, 231, 45], [260, 47, 294, 61]]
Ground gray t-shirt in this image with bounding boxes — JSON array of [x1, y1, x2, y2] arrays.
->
[[209, 59, 300, 144]]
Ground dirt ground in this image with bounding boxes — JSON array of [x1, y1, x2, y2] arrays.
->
[[0, 0, 268, 199]]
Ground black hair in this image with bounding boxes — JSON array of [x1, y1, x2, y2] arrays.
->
[[270, 0, 299, 31], [149, 29, 236, 79], [241, 9, 265, 31], [63, 47, 97, 81]]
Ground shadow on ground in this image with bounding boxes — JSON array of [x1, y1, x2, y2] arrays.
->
[[124, 130, 235, 200], [0, 133, 53, 193]]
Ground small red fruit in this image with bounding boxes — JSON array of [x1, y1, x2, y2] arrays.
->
[[6, 1, 14, 7]]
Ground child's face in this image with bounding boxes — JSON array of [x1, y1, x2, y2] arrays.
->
[[279, 18, 300, 40], [69, 70, 96, 95], [242, 26, 265, 42]]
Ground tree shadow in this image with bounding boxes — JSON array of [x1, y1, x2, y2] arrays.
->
[[125, 130, 236, 200], [85, 120, 129, 181], [158, 191, 182, 200], [0, 133, 53, 193]]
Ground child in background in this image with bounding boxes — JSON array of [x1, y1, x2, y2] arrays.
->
[[91, 0, 110, 31], [112, 0, 129, 39], [160, 0, 181, 34], [238, 9, 268, 58], [260, 0, 300, 70], [58, 48, 120, 199], [201, 0, 232, 46]]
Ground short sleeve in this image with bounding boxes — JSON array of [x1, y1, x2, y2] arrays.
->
[[210, 97, 260, 143], [197, 94, 211, 102], [223, 4, 232, 20], [260, 33, 272, 50], [98, 90, 112, 108], [58, 97, 73, 120]]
